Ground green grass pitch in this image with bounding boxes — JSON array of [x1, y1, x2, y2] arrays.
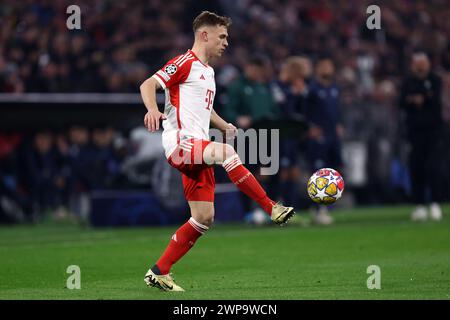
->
[[0, 205, 449, 300]]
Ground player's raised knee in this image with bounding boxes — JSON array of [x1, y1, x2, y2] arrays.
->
[[204, 141, 237, 165], [221, 143, 236, 160], [219, 143, 244, 173]]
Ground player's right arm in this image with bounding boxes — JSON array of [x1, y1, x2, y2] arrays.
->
[[140, 77, 167, 132], [140, 54, 193, 132]]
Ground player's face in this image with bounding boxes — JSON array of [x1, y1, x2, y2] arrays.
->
[[208, 25, 228, 58]]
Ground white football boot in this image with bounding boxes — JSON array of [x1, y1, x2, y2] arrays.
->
[[271, 202, 295, 225], [144, 268, 185, 292]]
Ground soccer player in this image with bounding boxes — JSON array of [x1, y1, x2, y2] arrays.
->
[[139, 11, 295, 292]]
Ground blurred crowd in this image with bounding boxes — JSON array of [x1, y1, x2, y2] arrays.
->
[[0, 125, 174, 222], [1, 0, 449, 145], [0, 0, 222, 92], [1, 0, 450, 223], [0, 1, 448, 101], [1, 0, 449, 126]]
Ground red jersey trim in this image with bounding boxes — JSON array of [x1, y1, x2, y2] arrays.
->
[[153, 73, 167, 88]]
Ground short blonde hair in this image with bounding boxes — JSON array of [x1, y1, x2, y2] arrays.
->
[[283, 56, 311, 79], [193, 11, 232, 32]]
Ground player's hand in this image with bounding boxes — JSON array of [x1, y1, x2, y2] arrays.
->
[[225, 123, 238, 140], [144, 109, 167, 132]]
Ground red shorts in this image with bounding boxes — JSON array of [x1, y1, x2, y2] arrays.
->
[[167, 139, 215, 202]]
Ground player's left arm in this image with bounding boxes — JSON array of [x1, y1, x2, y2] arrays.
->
[[211, 109, 238, 138]]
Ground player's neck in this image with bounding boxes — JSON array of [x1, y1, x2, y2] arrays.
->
[[190, 45, 209, 65]]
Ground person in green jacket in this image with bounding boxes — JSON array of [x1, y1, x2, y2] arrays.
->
[[222, 56, 280, 219], [223, 56, 279, 129]]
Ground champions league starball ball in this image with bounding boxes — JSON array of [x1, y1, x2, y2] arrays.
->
[[307, 168, 345, 205]]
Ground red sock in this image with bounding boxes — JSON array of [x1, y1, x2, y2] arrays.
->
[[223, 155, 275, 215], [156, 218, 208, 274]]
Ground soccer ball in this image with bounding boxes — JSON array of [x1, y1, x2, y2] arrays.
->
[[307, 168, 344, 205]]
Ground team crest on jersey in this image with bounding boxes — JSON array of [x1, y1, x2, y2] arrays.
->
[[165, 64, 177, 75]]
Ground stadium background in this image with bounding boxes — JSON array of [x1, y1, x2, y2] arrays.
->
[[1, 0, 450, 301], [1, 0, 449, 225]]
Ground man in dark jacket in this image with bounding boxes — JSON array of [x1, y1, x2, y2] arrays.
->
[[223, 56, 279, 129], [23, 130, 68, 217], [399, 52, 443, 221], [304, 57, 344, 225], [271, 56, 310, 210]]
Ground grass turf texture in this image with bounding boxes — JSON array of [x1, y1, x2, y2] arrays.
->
[[0, 205, 449, 300]]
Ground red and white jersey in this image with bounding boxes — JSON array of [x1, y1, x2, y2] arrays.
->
[[152, 50, 216, 158]]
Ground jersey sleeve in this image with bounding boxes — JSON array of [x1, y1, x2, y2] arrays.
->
[[152, 53, 194, 89]]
